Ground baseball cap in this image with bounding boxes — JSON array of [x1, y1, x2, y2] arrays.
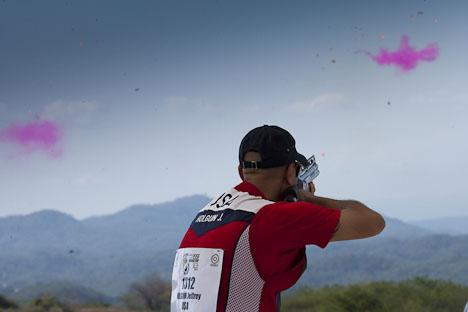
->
[[239, 125, 308, 169]]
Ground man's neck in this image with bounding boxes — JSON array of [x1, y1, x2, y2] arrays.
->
[[245, 180, 281, 202]]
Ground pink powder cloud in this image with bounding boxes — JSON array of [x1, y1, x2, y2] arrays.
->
[[0, 120, 63, 157], [368, 35, 439, 71]]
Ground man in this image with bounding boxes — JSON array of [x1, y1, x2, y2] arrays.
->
[[171, 125, 385, 312]]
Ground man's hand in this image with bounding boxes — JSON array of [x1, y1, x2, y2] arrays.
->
[[308, 182, 316, 195], [297, 182, 315, 201]]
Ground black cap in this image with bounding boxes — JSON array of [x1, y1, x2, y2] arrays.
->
[[239, 125, 308, 169]]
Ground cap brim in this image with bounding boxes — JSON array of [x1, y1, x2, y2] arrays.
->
[[294, 152, 309, 167]]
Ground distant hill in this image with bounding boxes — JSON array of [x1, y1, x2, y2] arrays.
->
[[0, 195, 210, 299], [298, 233, 468, 291], [0, 209, 84, 252], [409, 216, 468, 235], [378, 216, 433, 239], [1, 194, 467, 303]]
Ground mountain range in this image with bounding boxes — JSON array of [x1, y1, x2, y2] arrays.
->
[[409, 216, 468, 235], [0, 195, 466, 304]]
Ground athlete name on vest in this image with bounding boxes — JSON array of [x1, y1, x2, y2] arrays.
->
[[194, 212, 224, 223], [177, 292, 201, 300]]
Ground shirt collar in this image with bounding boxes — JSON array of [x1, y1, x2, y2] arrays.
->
[[234, 181, 267, 199]]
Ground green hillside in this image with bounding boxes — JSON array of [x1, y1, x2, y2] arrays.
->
[[283, 278, 468, 312]]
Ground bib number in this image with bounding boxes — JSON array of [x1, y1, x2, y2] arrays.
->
[[171, 248, 224, 312]]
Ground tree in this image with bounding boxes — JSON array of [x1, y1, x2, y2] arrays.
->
[[28, 295, 73, 312], [0, 295, 19, 309], [122, 274, 171, 311]]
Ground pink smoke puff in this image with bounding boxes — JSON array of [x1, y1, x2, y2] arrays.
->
[[368, 35, 439, 71], [0, 120, 63, 157]]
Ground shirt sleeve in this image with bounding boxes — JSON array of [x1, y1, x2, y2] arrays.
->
[[252, 201, 341, 250]]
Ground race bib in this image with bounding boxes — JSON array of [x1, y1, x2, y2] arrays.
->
[[171, 248, 224, 312]]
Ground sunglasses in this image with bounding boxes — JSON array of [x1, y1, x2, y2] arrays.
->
[[294, 162, 302, 177]]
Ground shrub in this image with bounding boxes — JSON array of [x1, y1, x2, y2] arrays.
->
[[27, 295, 73, 312], [0, 294, 19, 309]]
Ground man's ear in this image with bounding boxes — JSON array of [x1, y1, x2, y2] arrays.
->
[[286, 163, 296, 186], [238, 165, 244, 181]]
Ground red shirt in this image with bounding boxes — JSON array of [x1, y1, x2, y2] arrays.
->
[[178, 181, 341, 311]]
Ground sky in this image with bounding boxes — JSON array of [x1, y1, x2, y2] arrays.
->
[[0, 0, 467, 221]]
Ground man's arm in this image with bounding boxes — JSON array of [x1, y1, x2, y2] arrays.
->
[[298, 190, 385, 241]]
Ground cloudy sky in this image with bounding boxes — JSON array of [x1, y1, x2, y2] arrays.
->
[[0, 0, 467, 221]]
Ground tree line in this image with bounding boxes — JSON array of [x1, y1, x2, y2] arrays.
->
[[1, 276, 467, 311]]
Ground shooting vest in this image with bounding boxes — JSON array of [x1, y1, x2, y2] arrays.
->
[[171, 186, 276, 311]]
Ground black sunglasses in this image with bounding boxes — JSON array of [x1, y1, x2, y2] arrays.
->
[[294, 162, 302, 177]]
